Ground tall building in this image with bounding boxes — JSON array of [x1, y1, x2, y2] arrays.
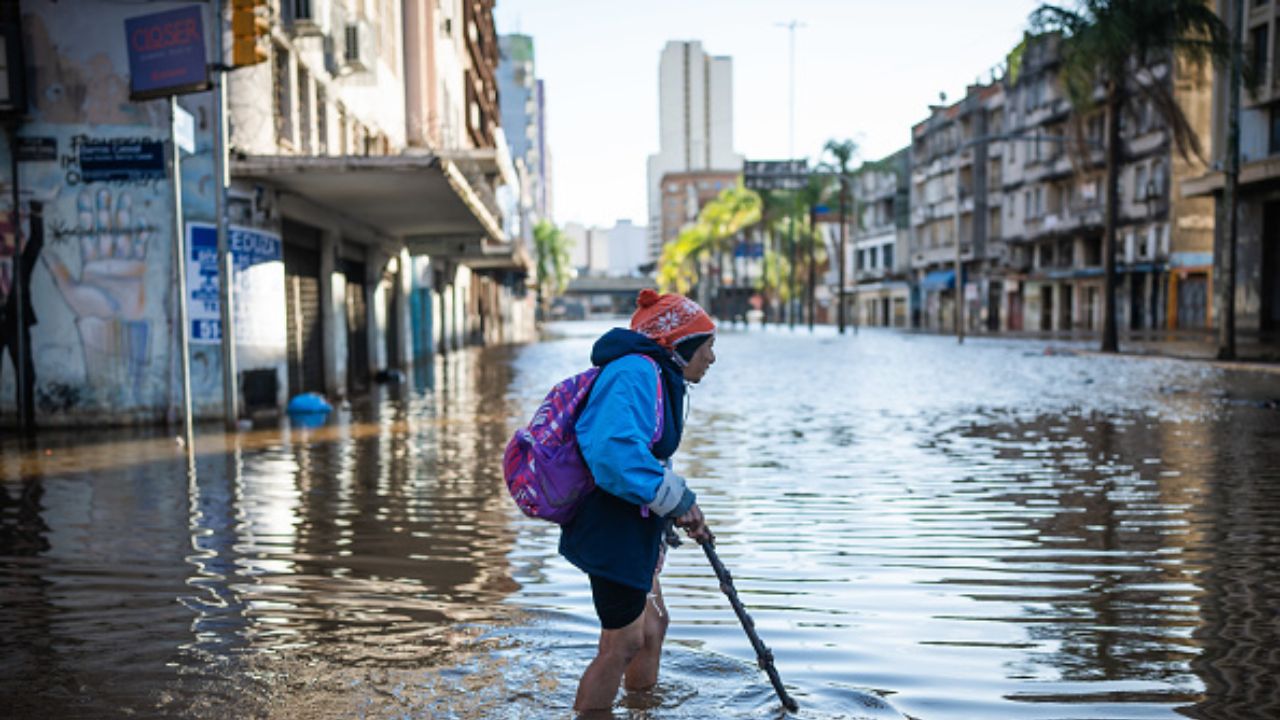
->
[[497, 34, 551, 235], [646, 41, 741, 262], [607, 220, 649, 277]]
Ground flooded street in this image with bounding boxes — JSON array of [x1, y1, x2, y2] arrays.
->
[[3, 321, 1280, 719]]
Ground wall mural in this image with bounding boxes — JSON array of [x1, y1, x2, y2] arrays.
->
[[43, 187, 159, 407], [0, 126, 171, 420]]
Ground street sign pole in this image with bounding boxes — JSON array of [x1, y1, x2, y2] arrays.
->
[[125, 4, 211, 450], [171, 95, 195, 452]]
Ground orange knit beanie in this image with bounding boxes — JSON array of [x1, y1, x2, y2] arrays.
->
[[630, 289, 716, 350]]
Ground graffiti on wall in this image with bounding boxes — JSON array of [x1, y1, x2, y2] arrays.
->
[[42, 187, 160, 407], [0, 126, 171, 418]]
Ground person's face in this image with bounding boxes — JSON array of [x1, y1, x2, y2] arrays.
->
[[681, 336, 716, 383]]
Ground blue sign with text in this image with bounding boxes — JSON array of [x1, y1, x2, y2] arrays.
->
[[187, 223, 283, 345], [125, 5, 210, 100]]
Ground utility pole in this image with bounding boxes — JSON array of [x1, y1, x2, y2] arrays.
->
[[776, 19, 804, 161], [807, 200, 816, 332], [851, 187, 859, 335], [953, 158, 964, 343], [1219, 0, 1244, 360], [837, 175, 848, 334], [213, 0, 239, 427], [171, 96, 195, 452], [777, 19, 803, 330], [788, 199, 797, 329]]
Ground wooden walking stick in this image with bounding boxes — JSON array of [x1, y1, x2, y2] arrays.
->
[[665, 524, 799, 712]]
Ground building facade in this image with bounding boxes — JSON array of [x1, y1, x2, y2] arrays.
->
[[606, 219, 648, 277], [497, 33, 551, 240], [1000, 33, 1213, 336], [646, 40, 741, 263], [658, 170, 739, 253], [910, 83, 1003, 333], [0, 0, 532, 428], [850, 149, 912, 327], [1184, 0, 1280, 341]]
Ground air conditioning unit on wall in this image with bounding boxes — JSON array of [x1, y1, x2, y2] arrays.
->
[[285, 0, 330, 37], [343, 20, 376, 73]]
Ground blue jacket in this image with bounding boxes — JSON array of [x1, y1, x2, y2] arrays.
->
[[558, 329, 695, 590]]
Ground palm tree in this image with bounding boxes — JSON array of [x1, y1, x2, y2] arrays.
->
[[821, 139, 859, 334], [657, 184, 762, 305], [755, 188, 787, 325], [1030, 0, 1230, 353], [532, 220, 572, 318], [796, 173, 834, 330]]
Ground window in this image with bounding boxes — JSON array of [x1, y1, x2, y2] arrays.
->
[[1253, 25, 1269, 83], [337, 103, 348, 155], [1269, 105, 1280, 155], [1134, 164, 1148, 200], [316, 85, 328, 155], [856, 249, 866, 270], [297, 66, 312, 153]]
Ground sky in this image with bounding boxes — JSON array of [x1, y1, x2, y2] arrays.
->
[[493, 0, 1045, 229]]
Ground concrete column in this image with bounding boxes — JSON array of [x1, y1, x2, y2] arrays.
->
[[396, 248, 414, 370], [319, 230, 346, 400], [365, 245, 384, 373]]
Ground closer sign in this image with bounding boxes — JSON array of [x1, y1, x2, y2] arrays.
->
[[124, 5, 210, 100]]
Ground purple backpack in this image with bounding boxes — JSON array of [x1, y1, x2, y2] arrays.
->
[[503, 355, 664, 524]]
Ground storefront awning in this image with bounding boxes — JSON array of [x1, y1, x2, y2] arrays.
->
[[920, 269, 955, 291], [232, 153, 505, 248]]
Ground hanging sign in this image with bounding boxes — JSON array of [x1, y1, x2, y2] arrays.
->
[[125, 5, 210, 100]]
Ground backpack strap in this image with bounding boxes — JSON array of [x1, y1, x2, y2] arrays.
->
[[635, 354, 665, 448]]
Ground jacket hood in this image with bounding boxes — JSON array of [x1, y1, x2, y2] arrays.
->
[[591, 328, 677, 370]]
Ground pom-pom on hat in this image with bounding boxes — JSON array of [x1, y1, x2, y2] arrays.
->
[[630, 289, 716, 351]]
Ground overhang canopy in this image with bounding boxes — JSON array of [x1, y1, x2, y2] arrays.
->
[[232, 153, 504, 246]]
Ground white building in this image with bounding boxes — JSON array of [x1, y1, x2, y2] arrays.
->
[[645, 41, 741, 262], [607, 220, 649, 277]]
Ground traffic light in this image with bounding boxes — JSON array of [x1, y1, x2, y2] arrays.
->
[[231, 0, 270, 67]]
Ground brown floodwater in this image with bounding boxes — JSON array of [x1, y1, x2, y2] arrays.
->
[[2, 321, 1279, 719]]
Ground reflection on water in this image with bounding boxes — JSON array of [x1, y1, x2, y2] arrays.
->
[[2, 322, 1279, 719]]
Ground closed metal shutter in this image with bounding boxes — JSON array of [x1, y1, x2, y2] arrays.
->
[[1178, 274, 1208, 330], [342, 259, 369, 392], [283, 222, 325, 396]]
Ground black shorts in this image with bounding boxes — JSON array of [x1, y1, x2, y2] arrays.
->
[[589, 574, 648, 630]]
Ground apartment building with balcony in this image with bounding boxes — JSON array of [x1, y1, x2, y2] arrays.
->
[[846, 149, 911, 327], [1001, 33, 1214, 335], [228, 0, 531, 405], [1184, 0, 1280, 341], [909, 83, 1004, 332]]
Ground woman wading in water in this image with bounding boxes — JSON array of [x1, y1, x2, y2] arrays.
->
[[561, 289, 716, 712]]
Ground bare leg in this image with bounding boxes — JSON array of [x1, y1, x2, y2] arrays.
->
[[623, 575, 668, 691], [574, 613, 646, 712]]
